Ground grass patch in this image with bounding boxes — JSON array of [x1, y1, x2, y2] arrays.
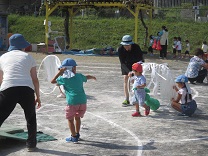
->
[[8, 14, 208, 53]]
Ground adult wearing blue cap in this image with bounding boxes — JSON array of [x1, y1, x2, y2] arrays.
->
[[0, 34, 41, 151], [118, 35, 144, 106]]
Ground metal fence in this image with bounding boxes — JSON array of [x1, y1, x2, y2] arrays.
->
[[154, 0, 208, 7]]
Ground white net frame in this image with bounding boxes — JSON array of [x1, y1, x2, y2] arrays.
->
[[128, 63, 177, 107], [37, 55, 61, 94]]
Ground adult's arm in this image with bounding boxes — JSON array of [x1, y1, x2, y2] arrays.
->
[[31, 67, 41, 109], [118, 46, 125, 64], [135, 44, 144, 62], [0, 70, 3, 85], [118, 46, 130, 73], [202, 62, 208, 70]]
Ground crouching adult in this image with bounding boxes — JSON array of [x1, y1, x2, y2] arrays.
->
[[185, 48, 208, 84]]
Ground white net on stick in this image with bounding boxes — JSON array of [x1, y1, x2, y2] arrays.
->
[[37, 55, 61, 94], [128, 63, 177, 106], [143, 63, 177, 105]]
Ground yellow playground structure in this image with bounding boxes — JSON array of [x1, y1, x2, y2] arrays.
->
[[41, 0, 153, 52]]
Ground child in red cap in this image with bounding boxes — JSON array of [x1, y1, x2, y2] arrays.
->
[[129, 62, 150, 117]]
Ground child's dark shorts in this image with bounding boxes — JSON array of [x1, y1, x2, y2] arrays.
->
[[173, 48, 176, 54], [148, 46, 153, 53], [121, 64, 132, 75], [185, 50, 189, 54], [181, 100, 197, 116]]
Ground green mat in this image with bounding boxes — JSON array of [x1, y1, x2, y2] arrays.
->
[[0, 125, 57, 142], [13, 131, 57, 142]]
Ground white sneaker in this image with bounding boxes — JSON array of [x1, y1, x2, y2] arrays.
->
[[57, 94, 66, 98]]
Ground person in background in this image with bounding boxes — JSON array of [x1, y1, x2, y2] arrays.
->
[[51, 58, 96, 143], [185, 48, 208, 84], [159, 26, 169, 59], [148, 35, 154, 56], [118, 35, 144, 107], [176, 37, 182, 59], [0, 34, 41, 152], [183, 40, 190, 59], [202, 43, 208, 83], [202, 41, 208, 53], [172, 37, 177, 58], [171, 75, 197, 117]]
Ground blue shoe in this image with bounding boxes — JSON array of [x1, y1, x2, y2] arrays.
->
[[66, 136, 78, 143]]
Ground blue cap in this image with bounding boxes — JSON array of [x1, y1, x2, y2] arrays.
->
[[8, 34, 30, 51], [120, 35, 134, 45], [175, 75, 188, 83], [59, 58, 77, 68]]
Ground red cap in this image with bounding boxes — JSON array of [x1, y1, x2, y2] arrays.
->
[[132, 63, 143, 72]]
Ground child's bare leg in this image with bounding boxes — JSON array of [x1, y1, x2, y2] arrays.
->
[[68, 119, 76, 137], [171, 101, 182, 112], [132, 103, 141, 116], [143, 103, 150, 116], [178, 53, 181, 58], [143, 104, 149, 109], [135, 103, 139, 111], [173, 52, 176, 58], [75, 117, 81, 134], [123, 75, 129, 102]]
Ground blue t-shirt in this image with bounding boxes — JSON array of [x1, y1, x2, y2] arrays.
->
[[185, 56, 205, 78], [56, 73, 87, 105], [133, 75, 146, 89]]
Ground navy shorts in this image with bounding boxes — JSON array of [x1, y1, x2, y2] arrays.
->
[[181, 100, 197, 116], [185, 50, 189, 54]]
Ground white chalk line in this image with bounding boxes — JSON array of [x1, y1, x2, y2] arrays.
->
[[97, 137, 208, 143], [181, 137, 208, 142], [86, 111, 143, 156], [194, 95, 208, 98], [24, 88, 208, 154], [191, 87, 199, 99], [35, 103, 144, 156]]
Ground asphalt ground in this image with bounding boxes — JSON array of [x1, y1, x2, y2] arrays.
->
[[0, 52, 208, 156]]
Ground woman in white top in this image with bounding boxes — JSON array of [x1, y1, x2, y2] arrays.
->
[[0, 34, 41, 151], [159, 26, 168, 59]]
